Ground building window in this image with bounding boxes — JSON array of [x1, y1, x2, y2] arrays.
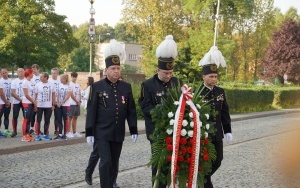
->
[[129, 54, 138, 60]]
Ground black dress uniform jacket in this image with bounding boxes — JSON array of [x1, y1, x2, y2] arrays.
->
[[85, 78, 137, 142], [200, 84, 231, 141], [139, 74, 180, 140]]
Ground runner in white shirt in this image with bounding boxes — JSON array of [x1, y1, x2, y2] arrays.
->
[[21, 69, 36, 142], [0, 68, 12, 137], [34, 72, 57, 141], [30, 64, 41, 135], [49, 68, 61, 135], [10, 68, 25, 137], [54, 74, 72, 140], [67, 72, 82, 138]]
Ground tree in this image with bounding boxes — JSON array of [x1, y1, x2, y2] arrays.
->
[[263, 19, 300, 84], [114, 23, 137, 43], [122, 0, 186, 76], [0, 0, 78, 70], [67, 23, 95, 72]]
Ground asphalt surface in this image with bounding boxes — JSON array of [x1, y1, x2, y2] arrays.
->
[[1, 108, 299, 155], [0, 108, 300, 188]]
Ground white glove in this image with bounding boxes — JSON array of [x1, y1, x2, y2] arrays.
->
[[86, 136, 94, 147], [225, 133, 233, 144], [131, 134, 138, 143]]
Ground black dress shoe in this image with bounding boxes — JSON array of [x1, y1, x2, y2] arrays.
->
[[113, 182, 120, 188], [85, 173, 92, 185]]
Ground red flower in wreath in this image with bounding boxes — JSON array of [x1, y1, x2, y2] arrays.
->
[[204, 138, 209, 145], [180, 147, 187, 154], [166, 144, 173, 151], [167, 155, 172, 162], [180, 137, 187, 145], [190, 138, 195, 145], [198, 166, 203, 172], [178, 155, 184, 162], [186, 157, 191, 164], [202, 148, 208, 155], [176, 165, 180, 172], [165, 137, 172, 144], [203, 154, 209, 161]]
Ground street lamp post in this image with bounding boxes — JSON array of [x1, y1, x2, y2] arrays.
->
[[88, 0, 96, 76]]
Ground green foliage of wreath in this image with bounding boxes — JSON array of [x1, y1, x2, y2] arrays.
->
[[149, 83, 217, 188]]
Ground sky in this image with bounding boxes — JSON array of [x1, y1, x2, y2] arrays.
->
[[54, 0, 123, 27], [54, 0, 300, 27]]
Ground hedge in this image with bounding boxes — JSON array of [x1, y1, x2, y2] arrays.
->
[[130, 83, 300, 118]]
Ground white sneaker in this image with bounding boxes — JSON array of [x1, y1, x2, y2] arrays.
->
[[73, 132, 82, 137], [66, 132, 74, 138]]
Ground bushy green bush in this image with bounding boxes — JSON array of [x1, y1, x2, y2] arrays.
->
[[131, 81, 300, 118], [224, 88, 274, 113], [273, 88, 300, 108], [131, 82, 143, 119]]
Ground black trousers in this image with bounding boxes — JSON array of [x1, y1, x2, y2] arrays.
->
[[0, 103, 11, 129], [12, 102, 24, 132], [86, 142, 119, 184], [204, 140, 223, 188], [56, 106, 69, 135], [94, 140, 122, 188], [53, 105, 60, 132], [35, 107, 52, 135], [30, 111, 36, 128]]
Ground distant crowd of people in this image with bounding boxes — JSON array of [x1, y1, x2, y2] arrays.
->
[[0, 64, 87, 141]]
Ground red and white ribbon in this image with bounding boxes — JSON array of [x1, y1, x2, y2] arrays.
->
[[170, 84, 201, 188]]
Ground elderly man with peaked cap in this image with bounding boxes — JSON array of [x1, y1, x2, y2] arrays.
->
[[85, 39, 138, 188], [139, 35, 181, 188], [199, 46, 233, 188]]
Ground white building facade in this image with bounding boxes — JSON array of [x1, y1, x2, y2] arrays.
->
[[96, 42, 142, 71]]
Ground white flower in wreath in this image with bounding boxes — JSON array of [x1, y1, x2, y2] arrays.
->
[[168, 112, 174, 118], [196, 104, 201, 109], [205, 114, 209, 119], [188, 130, 193, 138], [190, 122, 194, 128], [181, 129, 187, 136], [166, 129, 173, 135], [199, 121, 202, 127], [174, 101, 179, 105], [204, 131, 208, 138], [182, 119, 188, 127], [206, 124, 210, 130], [169, 119, 175, 125], [189, 112, 193, 118]]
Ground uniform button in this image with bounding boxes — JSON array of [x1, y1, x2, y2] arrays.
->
[[116, 121, 118, 123], [115, 95, 117, 97], [116, 116, 118, 119], [116, 112, 118, 114], [116, 108, 118, 110], [115, 99, 117, 101], [116, 103, 118, 106], [114, 90, 116, 92]]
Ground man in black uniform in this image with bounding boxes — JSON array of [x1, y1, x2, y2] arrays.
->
[[199, 46, 233, 188], [139, 35, 180, 188], [85, 39, 138, 188]]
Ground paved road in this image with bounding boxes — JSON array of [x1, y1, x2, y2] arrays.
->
[[0, 110, 300, 188]]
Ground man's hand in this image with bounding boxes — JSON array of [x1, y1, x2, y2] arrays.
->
[[131, 134, 138, 143], [5, 101, 10, 107], [86, 136, 94, 147], [225, 133, 233, 144]]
